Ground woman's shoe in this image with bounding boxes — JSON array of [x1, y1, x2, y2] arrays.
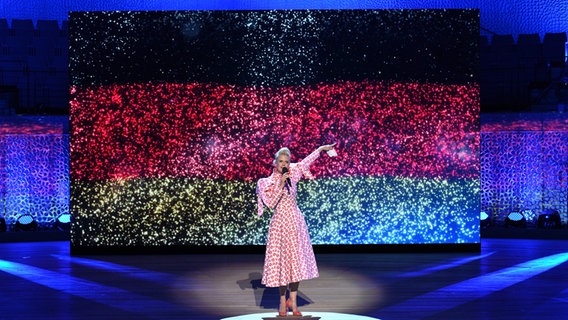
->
[[279, 300, 288, 317], [286, 299, 302, 316]]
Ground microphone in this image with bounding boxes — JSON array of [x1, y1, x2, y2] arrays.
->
[[282, 167, 291, 187]]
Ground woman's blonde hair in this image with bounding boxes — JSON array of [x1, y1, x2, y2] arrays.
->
[[273, 147, 291, 166]]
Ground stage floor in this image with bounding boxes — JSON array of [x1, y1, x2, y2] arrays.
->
[[0, 238, 567, 320]]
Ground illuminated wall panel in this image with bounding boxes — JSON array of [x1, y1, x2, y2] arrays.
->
[[0, 134, 69, 228], [481, 114, 568, 225]]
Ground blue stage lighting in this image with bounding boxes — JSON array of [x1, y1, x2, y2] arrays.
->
[[537, 209, 561, 229], [15, 214, 38, 231], [522, 209, 537, 226], [505, 211, 526, 228], [480, 211, 490, 228], [54, 213, 71, 231]]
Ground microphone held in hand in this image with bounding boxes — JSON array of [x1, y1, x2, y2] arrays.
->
[[282, 167, 291, 187]]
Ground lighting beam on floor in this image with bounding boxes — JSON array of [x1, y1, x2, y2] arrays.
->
[[397, 252, 496, 278], [0, 259, 191, 318], [379, 252, 568, 319], [51, 254, 176, 284]]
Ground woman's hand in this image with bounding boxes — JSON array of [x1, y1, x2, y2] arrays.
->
[[318, 143, 336, 152], [280, 172, 290, 188]]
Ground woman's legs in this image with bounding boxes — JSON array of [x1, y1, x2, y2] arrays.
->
[[289, 282, 300, 312], [279, 286, 287, 314], [277, 282, 301, 314]]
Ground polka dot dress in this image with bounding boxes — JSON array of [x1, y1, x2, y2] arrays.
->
[[256, 149, 321, 287]]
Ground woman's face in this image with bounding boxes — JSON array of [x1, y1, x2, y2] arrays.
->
[[275, 154, 290, 174]]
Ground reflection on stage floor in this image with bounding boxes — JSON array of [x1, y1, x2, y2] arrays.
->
[[0, 238, 567, 320]]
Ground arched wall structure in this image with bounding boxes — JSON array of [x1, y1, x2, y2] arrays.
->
[[1, 0, 568, 37]]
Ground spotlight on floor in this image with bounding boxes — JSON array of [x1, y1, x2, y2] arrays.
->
[[15, 214, 38, 231], [505, 211, 526, 228], [0, 217, 6, 232], [480, 211, 491, 228], [537, 209, 561, 229], [54, 213, 71, 231]]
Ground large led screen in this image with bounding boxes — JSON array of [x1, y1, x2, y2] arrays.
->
[[70, 10, 480, 250]]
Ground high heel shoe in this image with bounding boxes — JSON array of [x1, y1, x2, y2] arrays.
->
[[279, 301, 288, 317], [286, 299, 302, 316]]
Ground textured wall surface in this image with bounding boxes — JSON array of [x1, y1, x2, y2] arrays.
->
[[0, 134, 69, 229], [0, 117, 69, 229], [2, 0, 567, 36], [481, 113, 568, 225]]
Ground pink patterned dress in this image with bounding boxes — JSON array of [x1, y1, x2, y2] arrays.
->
[[256, 149, 320, 288]]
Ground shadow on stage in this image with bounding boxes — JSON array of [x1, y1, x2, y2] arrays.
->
[[237, 272, 314, 310]]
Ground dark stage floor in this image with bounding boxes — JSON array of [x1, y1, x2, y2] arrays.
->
[[0, 238, 567, 320]]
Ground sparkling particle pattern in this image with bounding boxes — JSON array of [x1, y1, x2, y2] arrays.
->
[[69, 10, 479, 86], [69, 10, 480, 248], [71, 81, 479, 182], [70, 80, 480, 247]]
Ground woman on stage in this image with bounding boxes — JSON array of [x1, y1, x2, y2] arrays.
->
[[256, 143, 336, 317]]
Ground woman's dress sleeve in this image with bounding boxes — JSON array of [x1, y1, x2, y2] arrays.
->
[[297, 149, 320, 180], [256, 177, 285, 217]]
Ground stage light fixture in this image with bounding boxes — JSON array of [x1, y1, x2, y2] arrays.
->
[[480, 211, 490, 228], [0, 217, 6, 232], [54, 213, 71, 231], [505, 211, 526, 228], [537, 209, 561, 229], [15, 214, 38, 231], [522, 209, 537, 226]]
